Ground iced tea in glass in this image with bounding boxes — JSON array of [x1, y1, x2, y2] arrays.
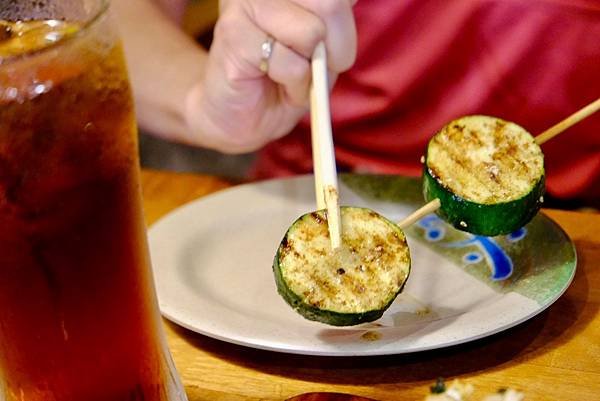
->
[[0, 1, 187, 400]]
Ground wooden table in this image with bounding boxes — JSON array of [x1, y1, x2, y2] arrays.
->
[[141, 169, 600, 401]]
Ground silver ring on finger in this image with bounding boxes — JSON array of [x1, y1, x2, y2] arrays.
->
[[259, 35, 275, 74]]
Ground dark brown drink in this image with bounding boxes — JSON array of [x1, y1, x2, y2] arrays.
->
[[0, 8, 186, 401]]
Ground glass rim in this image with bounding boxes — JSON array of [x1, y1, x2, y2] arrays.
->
[[0, 0, 111, 66]]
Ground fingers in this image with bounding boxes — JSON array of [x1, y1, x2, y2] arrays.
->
[[195, 0, 357, 151], [288, 0, 357, 72], [268, 41, 311, 106], [246, 0, 358, 72], [213, 10, 311, 106], [245, 0, 326, 59], [219, 0, 357, 75]]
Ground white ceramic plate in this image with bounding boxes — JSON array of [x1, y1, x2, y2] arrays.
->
[[148, 175, 576, 356]]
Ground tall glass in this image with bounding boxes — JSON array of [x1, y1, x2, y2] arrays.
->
[[0, 1, 187, 400]]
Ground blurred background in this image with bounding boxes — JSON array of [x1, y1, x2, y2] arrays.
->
[[140, 134, 255, 180]]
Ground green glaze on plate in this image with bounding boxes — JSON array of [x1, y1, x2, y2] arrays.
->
[[341, 174, 423, 205], [406, 214, 576, 305]]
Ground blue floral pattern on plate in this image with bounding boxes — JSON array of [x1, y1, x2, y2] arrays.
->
[[417, 215, 527, 281]]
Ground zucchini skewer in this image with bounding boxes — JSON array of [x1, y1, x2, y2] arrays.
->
[[273, 207, 411, 326], [276, 45, 411, 327], [402, 97, 600, 236], [422, 115, 545, 236]]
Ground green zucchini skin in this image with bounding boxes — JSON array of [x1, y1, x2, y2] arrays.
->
[[273, 207, 411, 326], [422, 115, 545, 236], [423, 166, 545, 236]]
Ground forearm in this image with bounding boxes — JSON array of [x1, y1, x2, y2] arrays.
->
[[111, 0, 208, 145]]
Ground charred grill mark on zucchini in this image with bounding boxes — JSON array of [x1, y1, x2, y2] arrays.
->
[[273, 207, 411, 326]]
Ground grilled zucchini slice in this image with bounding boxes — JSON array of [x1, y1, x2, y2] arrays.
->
[[423, 115, 545, 236], [273, 207, 411, 326]]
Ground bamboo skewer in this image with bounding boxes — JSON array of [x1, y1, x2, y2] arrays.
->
[[398, 97, 600, 229], [397, 199, 441, 229], [310, 41, 342, 249], [535, 97, 600, 145]]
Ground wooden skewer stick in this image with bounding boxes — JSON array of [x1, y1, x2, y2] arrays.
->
[[397, 97, 600, 229], [397, 199, 441, 229], [310, 41, 342, 249], [535, 97, 600, 145]]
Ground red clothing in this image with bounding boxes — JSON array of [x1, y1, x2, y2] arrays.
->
[[252, 0, 600, 201]]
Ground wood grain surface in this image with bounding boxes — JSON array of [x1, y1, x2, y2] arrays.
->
[[140, 169, 600, 401]]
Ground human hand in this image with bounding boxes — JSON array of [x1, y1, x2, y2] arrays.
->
[[184, 0, 357, 153]]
